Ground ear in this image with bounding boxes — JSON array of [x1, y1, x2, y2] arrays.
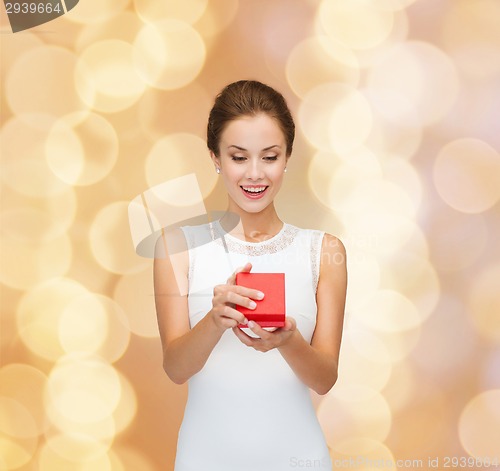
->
[[209, 150, 220, 168]]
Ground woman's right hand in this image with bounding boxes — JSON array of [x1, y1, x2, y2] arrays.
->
[[210, 262, 265, 331]]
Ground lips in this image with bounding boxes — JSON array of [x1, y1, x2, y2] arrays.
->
[[240, 186, 269, 199]]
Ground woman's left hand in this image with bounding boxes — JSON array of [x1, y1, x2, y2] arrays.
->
[[232, 317, 297, 352]]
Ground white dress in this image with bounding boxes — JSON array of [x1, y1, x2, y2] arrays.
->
[[175, 219, 332, 471]]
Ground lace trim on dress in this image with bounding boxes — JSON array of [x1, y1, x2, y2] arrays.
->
[[209, 220, 299, 256], [310, 231, 325, 294], [181, 227, 196, 291]]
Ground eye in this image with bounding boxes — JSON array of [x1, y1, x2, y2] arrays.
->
[[265, 156, 278, 161], [231, 156, 246, 161]]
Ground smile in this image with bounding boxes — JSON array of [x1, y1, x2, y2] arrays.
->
[[240, 186, 269, 199]]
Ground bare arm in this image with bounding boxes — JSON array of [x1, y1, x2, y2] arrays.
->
[[154, 229, 263, 384], [233, 233, 347, 395]]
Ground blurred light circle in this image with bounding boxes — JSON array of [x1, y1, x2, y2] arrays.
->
[[0, 232, 72, 291], [112, 447, 157, 471], [145, 132, 217, 198], [374, 328, 421, 363], [113, 267, 158, 338], [45, 112, 119, 186], [367, 41, 459, 126], [0, 364, 48, 436], [428, 209, 488, 272], [195, 0, 239, 39], [17, 278, 90, 361], [433, 138, 500, 214], [65, 0, 129, 24], [45, 401, 116, 442], [46, 353, 122, 424], [0, 186, 77, 243], [0, 417, 37, 469], [133, 0, 208, 24], [364, 86, 417, 126], [76, 12, 143, 53], [467, 264, 500, 343], [44, 432, 109, 464], [89, 201, 151, 275], [0, 397, 37, 439], [339, 213, 419, 256], [138, 84, 211, 141], [0, 114, 71, 197], [133, 20, 206, 90], [382, 158, 422, 208], [375, 0, 418, 10], [286, 36, 360, 99], [0, 399, 38, 469], [330, 439, 396, 469], [317, 0, 394, 50], [75, 40, 147, 113], [0, 31, 43, 82], [307, 151, 342, 209], [329, 91, 373, 154], [5, 46, 88, 117], [329, 175, 416, 219], [410, 295, 476, 384], [334, 329, 392, 395], [482, 349, 500, 390], [113, 371, 138, 435], [317, 387, 392, 451], [352, 289, 421, 333], [352, 7, 410, 71], [442, 0, 500, 80], [459, 390, 500, 458], [94, 297, 131, 364], [299, 83, 372, 152], [364, 87, 423, 159], [381, 362, 415, 412], [39, 437, 111, 470], [382, 252, 440, 323], [58, 293, 109, 355], [342, 248, 380, 312]]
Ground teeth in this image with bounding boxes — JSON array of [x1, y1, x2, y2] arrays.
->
[[242, 186, 266, 193]]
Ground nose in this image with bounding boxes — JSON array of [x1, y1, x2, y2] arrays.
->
[[245, 158, 264, 180]]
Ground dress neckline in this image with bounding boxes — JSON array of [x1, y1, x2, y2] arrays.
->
[[214, 219, 287, 246], [209, 219, 300, 255]]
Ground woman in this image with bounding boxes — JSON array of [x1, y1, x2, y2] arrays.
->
[[154, 80, 347, 470]]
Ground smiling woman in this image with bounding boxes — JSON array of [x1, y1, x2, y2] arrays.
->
[[153, 80, 347, 471]]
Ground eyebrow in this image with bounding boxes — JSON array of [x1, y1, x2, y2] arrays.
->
[[227, 145, 281, 151]]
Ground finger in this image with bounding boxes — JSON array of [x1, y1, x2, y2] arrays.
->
[[247, 320, 272, 339], [232, 326, 255, 346], [226, 263, 251, 285], [223, 290, 257, 314], [282, 317, 296, 331], [229, 285, 265, 303], [220, 305, 248, 325]]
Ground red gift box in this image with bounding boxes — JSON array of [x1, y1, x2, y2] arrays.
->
[[235, 272, 285, 328]]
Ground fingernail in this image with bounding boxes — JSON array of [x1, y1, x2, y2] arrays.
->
[[243, 318, 248, 324], [248, 321, 255, 328], [249, 301, 257, 309], [256, 292, 264, 299]]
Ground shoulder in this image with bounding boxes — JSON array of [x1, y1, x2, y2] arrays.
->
[[319, 233, 347, 279], [154, 226, 188, 255]]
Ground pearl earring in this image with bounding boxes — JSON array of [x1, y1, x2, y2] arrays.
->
[[216, 168, 220, 174], [284, 167, 287, 173]]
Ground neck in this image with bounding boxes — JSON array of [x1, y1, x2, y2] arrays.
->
[[218, 201, 283, 240]]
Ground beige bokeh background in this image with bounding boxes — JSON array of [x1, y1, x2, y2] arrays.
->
[[1, 1, 500, 470]]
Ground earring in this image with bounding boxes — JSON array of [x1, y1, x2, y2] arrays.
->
[[216, 167, 220, 174], [284, 167, 287, 173]]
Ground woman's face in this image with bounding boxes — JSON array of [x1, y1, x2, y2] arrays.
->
[[212, 113, 289, 214]]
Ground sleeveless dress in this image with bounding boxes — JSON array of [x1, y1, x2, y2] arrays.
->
[[175, 219, 332, 471]]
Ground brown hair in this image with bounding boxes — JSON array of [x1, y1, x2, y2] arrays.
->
[[207, 80, 295, 157]]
